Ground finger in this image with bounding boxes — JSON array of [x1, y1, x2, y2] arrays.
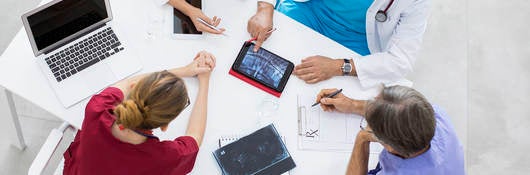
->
[[298, 72, 317, 80], [204, 58, 214, 69], [295, 62, 314, 70], [317, 88, 339, 100], [253, 35, 264, 52], [213, 16, 221, 26], [198, 25, 223, 34], [294, 67, 314, 76], [195, 67, 212, 74], [193, 52, 202, 60], [321, 104, 335, 112], [320, 97, 339, 106], [209, 53, 217, 68], [306, 78, 321, 84]]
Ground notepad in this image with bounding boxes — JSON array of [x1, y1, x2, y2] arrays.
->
[[213, 124, 296, 175]]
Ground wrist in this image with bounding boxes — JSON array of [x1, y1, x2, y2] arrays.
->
[[356, 131, 373, 144], [334, 59, 344, 76], [350, 100, 367, 115], [257, 2, 274, 14]]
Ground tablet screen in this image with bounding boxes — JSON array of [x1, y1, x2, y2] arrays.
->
[[173, 0, 201, 34], [238, 45, 290, 89]]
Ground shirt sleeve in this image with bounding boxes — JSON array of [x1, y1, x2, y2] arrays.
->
[[353, 0, 431, 88], [167, 136, 199, 174], [153, 0, 169, 6], [84, 87, 124, 121], [257, 0, 277, 7]]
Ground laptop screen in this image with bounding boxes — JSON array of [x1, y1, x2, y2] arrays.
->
[[27, 0, 108, 51]]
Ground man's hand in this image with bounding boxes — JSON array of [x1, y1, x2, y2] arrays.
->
[[316, 88, 366, 115], [293, 56, 344, 84], [247, 2, 274, 52]]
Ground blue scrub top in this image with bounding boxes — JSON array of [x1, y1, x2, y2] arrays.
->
[[277, 0, 373, 56]]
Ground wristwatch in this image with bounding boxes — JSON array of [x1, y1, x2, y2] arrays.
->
[[341, 59, 352, 76]]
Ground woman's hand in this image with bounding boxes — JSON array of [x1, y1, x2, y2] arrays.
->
[[194, 51, 216, 82], [169, 0, 225, 34], [180, 51, 216, 78], [187, 7, 225, 34]]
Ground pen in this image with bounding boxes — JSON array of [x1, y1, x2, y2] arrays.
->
[[311, 89, 343, 107], [196, 18, 227, 35], [246, 28, 277, 43]]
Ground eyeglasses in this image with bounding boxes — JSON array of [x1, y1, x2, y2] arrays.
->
[[359, 117, 372, 133], [184, 98, 191, 110], [360, 117, 383, 143]]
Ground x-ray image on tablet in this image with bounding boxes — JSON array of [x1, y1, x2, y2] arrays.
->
[[240, 48, 288, 89], [173, 0, 202, 39], [232, 42, 294, 93]]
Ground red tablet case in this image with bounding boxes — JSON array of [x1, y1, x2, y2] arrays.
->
[[229, 68, 282, 97]]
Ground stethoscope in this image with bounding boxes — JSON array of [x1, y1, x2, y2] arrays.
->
[[375, 0, 395, 22]]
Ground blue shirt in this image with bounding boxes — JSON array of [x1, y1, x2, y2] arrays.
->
[[277, 0, 373, 56], [375, 105, 465, 175]]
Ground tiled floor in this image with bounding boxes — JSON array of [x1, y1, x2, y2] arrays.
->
[[1, 0, 529, 175]]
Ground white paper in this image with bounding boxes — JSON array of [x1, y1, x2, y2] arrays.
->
[[297, 94, 384, 153]]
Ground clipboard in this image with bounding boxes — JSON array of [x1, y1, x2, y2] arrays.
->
[[296, 94, 384, 153]]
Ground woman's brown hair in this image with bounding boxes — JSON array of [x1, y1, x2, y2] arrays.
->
[[114, 71, 189, 130]]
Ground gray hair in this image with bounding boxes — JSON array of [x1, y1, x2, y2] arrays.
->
[[365, 85, 436, 157]]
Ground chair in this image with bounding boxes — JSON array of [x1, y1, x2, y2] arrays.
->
[[28, 122, 76, 175]]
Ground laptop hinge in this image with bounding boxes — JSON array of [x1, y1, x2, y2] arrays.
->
[[43, 23, 107, 55]]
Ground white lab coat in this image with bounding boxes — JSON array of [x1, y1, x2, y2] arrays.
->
[[259, 0, 431, 88]]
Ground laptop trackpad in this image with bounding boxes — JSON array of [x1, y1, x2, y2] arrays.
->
[[81, 64, 116, 92]]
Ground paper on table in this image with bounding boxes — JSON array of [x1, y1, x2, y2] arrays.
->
[[297, 94, 384, 153]]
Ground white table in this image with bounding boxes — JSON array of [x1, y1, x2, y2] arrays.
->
[[0, 0, 381, 174]]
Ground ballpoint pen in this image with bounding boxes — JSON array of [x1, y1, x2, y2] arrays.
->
[[196, 17, 228, 36], [246, 28, 277, 42], [311, 89, 343, 107]]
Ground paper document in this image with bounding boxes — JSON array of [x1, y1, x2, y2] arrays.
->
[[297, 95, 384, 153]]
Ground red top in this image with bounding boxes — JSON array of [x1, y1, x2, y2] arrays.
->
[[63, 87, 199, 175]]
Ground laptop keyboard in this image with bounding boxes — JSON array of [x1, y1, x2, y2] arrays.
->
[[44, 28, 124, 82]]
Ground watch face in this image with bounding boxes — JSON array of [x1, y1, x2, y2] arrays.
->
[[344, 64, 352, 72], [342, 63, 352, 74]]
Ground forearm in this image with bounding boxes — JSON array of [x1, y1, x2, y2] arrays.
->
[[346, 138, 370, 175], [168, 0, 196, 16], [348, 99, 367, 116], [257, 1, 274, 15], [167, 66, 191, 78], [185, 78, 209, 146]]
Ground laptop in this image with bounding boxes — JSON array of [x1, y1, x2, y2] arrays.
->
[[21, 0, 142, 108]]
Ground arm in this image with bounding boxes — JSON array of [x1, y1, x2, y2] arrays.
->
[[346, 131, 372, 175], [184, 52, 216, 146], [353, 0, 431, 88], [111, 51, 214, 97], [184, 75, 209, 146]]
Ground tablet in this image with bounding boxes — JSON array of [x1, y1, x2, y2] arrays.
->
[[231, 42, 294, 95], [172, 0, 203, 39]]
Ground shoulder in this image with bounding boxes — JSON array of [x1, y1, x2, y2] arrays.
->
[[159, 136, 199, 156], [86, 87, 124, 113]]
